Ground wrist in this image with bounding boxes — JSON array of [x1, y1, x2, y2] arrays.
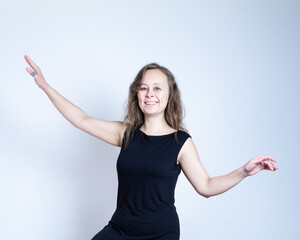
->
[[41, 82, 51, 92], [239, 166, 248, 179]]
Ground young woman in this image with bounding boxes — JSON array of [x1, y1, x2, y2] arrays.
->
[[24, 55, 278, 240]]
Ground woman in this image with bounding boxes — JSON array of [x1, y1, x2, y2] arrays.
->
[[24, 55, 278, 240]]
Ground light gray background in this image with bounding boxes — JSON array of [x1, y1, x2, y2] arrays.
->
[[0, 0, 299, 239]]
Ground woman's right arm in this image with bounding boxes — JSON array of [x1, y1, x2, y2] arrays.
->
[[24, 55, 126, 147]]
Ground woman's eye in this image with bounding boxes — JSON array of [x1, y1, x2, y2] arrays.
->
[[140, 87, 147, 91], [154, 87, 161, 91]]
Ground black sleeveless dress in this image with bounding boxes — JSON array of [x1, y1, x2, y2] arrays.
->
[[91, 128, 191, 240]]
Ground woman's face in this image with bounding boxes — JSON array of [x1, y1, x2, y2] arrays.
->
[[137, 69, 169, 118]]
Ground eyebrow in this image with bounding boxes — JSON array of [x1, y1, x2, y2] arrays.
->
[[139, 83, 161, 86]]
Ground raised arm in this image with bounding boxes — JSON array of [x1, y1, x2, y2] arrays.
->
[[178, 138, 278, 198], [24, 55, 126, 147]]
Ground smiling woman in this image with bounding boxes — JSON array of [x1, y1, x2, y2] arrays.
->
[[123, 63, 186, 148], [138, 70, 169, 117], [24, 55, 278, 240]]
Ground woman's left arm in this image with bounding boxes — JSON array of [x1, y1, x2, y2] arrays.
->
[[178, 138, 278, 198]]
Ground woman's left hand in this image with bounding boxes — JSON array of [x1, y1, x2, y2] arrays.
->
[[244, 155, 278, 176]]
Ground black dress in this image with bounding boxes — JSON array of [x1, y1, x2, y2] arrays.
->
[[91, 128, 191, 240]]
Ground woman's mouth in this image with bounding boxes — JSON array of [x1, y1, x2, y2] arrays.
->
[[145, 101, 158, 105]]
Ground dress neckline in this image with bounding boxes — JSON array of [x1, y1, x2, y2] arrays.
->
[[138, 128, 178, 137]]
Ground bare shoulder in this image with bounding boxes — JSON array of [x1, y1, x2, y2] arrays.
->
[[177, 137, 196, 164], [176, 136, 210, 197]]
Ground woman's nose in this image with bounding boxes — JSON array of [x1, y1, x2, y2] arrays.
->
[[146, 89, 154, 97]]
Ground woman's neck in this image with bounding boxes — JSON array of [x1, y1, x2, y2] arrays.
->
[[140, 114, 175, 135]]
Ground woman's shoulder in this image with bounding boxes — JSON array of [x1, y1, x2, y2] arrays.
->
[[177, 129, 192, 139]]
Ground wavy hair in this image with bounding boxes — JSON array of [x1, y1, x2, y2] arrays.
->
[[123, 63, 186, 148]]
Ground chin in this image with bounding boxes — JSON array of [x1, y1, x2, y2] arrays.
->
[[143, 110, 164, 117]]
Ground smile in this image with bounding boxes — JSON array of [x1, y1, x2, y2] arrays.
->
[[145, 101, 158, 105]]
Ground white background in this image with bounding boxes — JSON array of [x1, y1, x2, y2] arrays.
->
[[0, 0, 299, 239]]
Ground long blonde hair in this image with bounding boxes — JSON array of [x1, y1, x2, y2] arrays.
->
[[123, 63, 186, 147]]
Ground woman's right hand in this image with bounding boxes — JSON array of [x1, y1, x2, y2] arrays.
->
[[24, 55, 49, 90]]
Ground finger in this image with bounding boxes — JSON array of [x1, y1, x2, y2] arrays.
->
[[252, 155, 276, 165], [24, 55, 40, 73], [26, 67, 34, 75], [251, 155, 266, 164], [264, 155, 277, 162], [271, 163, 279, 170], [264, 161, 274, 171], [26, 67, 37, 78]]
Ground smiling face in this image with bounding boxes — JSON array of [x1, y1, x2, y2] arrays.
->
[[137, 69, 169, 118]]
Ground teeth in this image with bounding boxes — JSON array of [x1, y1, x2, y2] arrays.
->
[[145, 102, 157, 105]]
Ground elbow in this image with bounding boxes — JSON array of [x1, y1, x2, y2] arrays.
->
[[74, 114, 89, 129], [197, 179, 211, 198], [201, 193, 211, 199], [197, 190, 211, 198]]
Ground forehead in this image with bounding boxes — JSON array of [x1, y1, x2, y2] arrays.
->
[[141, 69, 168, 85]]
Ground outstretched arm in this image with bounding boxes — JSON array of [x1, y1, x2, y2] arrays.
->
[[178, 138, 278, 198], [24, 55, 126, 147]]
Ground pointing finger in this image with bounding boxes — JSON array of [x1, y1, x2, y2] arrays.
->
[[251, 155, 266, 164], [24, 55, 40, 73], [252, 155, 277, 165], [266, 155, 277, 162]]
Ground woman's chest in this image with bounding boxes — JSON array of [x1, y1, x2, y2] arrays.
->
[[117, 140, 180, 178]]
